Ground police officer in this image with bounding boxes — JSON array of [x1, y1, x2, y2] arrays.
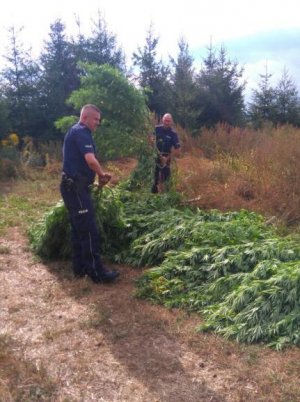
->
[[150, 113, 181, 193], [60, 104, 120, 283]]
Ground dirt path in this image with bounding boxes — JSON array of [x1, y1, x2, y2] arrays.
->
[[2, 225, 300, 402], [0, 226, 256, 402]]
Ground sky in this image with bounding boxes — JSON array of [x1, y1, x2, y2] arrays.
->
[[1, 0, 299, 100]]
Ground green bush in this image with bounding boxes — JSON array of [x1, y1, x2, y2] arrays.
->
[[57, 63, 152, 161]]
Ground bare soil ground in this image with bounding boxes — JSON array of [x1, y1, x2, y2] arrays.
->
[[1, 159, 300, 401]]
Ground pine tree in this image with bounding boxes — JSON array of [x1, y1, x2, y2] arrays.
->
[[39, 19, 79, 139], [1, 25, 42, 137], [274, 68, 300, 126], [169, 38, 197, 130], [70, 15, 89, 65], [132, 25, 172, 117], [248, 64, 276, 128], [84, 12, 125, 71], [196, 43, 246, 128], [0, 91, 10, 140]]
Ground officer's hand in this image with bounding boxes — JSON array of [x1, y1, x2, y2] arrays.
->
[[148, 134, 155, 145], [103, 172, 112, 180], [98, 173, 112, 187], [160, 155, 169, 165]]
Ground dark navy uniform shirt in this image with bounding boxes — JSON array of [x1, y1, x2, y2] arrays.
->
[[154, 125, 180, 155], [62, 122, 96, 184]]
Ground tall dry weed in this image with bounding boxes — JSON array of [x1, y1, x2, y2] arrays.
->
[[177, 124, 300, 224]]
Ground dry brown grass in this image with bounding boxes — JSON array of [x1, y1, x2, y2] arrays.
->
[[0, 334, 57, 401], [105, 157, 137, 185], [177, 124, 300, 226]]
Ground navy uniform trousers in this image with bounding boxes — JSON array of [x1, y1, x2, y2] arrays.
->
[[60, 180, 105, 280], [151, 154, 171, 193]]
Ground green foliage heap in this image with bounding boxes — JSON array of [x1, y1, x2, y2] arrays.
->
[[133, 207, 300, 349], [124, 141, 155, 191], [28, 187, 126, 260], [28, 201, 71, 260], [29, 182, 300, 349], [200, 260, 300, 349]]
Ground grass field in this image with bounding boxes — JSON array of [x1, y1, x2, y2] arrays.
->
[[1, 162, 300, 401]]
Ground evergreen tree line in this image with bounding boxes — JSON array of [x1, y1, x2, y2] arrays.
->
[[0, 15, 300, 142]]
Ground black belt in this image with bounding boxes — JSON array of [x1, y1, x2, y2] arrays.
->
[[62, 172, 92, 190]]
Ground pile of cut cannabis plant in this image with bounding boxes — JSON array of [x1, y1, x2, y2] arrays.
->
[[29, 185, 300, 348]]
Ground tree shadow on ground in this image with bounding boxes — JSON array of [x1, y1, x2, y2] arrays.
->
[[46, 260, 227, 402]]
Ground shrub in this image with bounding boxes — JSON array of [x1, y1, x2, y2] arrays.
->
[[0, 159, 17, 179]]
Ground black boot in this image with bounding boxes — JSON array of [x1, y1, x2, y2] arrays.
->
[[73, 266, 86, 278], [88, 268, 120, 283], [99, 270, 120, 283]]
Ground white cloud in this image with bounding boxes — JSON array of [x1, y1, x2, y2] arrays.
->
[[1, 0, 299, 98], [1, 0, 300, 57]]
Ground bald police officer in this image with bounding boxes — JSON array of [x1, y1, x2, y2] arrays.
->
[[150, 113, 180, 193], [60, 104, 119, 283]]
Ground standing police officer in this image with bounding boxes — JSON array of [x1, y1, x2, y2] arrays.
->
[[150, 113, 181, 193], [60, 104, 120, 283]]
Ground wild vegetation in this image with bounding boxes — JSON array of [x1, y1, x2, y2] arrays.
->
[[25, 123, 300, 350], [2, 124, 300, 400]]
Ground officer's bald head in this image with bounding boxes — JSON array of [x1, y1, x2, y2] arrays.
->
[[80, 104, 101, 118], [162, 113, 173, 129], [80, 104, 101, 132]]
